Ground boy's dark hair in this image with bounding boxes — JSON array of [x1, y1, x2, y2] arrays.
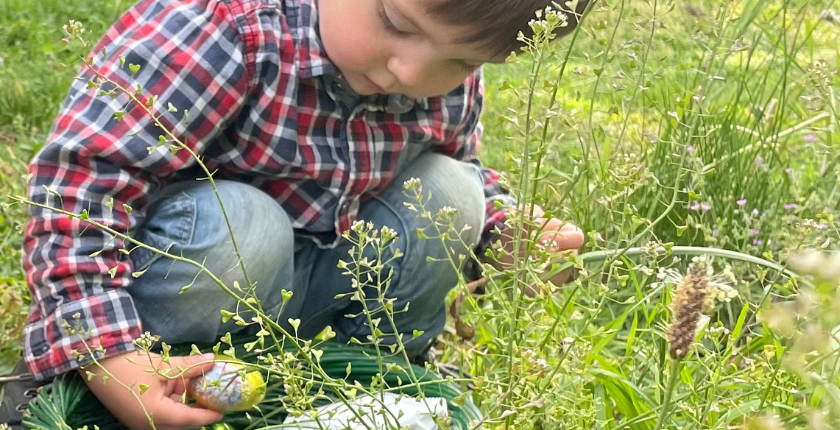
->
[[426, 0, 591, 58]]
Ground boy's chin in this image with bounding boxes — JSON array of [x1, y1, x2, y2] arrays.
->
[[340, 71, 457, 99]]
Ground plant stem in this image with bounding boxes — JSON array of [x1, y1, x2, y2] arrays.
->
[[654, 358, 682, 430]]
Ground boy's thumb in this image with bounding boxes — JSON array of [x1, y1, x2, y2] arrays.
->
[[170, 353, 217, 379]]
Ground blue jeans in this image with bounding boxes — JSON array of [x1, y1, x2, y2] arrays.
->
[[128, 153, 485, 356]]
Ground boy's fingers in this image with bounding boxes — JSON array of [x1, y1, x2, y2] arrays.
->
[[535, 219, 585, 251], [168, 354, 217, 380], [157, 399, 223, 429]]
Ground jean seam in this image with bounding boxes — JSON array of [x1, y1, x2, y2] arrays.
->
[[370, 193, 418, 296], [131, 191, 197, 272], [173, 191, 196, 246]]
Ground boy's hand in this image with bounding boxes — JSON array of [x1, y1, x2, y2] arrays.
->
[[489, 205, 585, 296], [82, 351, 222, 430], [529, 216, 585, 286]]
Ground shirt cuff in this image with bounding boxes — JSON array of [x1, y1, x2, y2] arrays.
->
[[24, 289, 142, 380]]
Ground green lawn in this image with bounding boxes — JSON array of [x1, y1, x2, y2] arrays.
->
[[2, 0, 840, 428]]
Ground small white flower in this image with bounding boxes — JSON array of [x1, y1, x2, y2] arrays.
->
[[403, 177, 421, 190]]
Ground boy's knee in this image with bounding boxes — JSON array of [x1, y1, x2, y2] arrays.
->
[[410, 153, 485, 248], [129, 180, 295, 343]]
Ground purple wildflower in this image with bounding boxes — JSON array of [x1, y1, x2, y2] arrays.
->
[[748, 229, 760, 237], [804, 134, 817, 142], [736, 199, 746, 206], [686, 145, 695, 152], [700, 203, 712, 211], [753, 239, 763, 245], [784, 203, 798, 210]]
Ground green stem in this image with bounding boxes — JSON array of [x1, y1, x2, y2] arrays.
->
[[654, 359, 683, 430], [577, 245, 810, 287]]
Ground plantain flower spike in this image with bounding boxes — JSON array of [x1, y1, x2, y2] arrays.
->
[[665, 256, 737, 360]]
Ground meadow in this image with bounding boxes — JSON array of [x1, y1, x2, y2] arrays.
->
[[2, 0, 840, 429]]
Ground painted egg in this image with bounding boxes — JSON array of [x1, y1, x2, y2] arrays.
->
[[189, 358, 266, 413]]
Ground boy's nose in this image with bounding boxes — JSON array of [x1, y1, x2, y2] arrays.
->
[[387, 55, 433, 89]]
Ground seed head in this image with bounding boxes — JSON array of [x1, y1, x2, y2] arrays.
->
[[668, 257, 716, 360]]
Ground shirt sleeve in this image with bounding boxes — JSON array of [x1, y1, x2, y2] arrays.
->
[[22, 0, 268, 380], [434, 68, 517, 279]]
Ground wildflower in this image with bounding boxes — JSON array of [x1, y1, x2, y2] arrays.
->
[[133, 331, 161, 350], [736, 199, 746, 206], [664, 257, 738, 360], [686, 145, 695, 152], [804, 134, 817, 142], [403, 177, 421, 191], [752, 208, 760, 216], [753, 239, 763, 245], [437, 205, 458, 218], [784, 203, 798, 210], [691, 202, 711, 211], [763, 344, 776, 360], [748, 229, 760, 237], [800, 219, 827, 231], [379, 226, 398, 243]]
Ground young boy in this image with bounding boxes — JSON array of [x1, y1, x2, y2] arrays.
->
[[2, 0, 586, 428]]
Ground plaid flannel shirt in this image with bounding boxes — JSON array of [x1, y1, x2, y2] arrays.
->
[[23, 0, 514, 380]]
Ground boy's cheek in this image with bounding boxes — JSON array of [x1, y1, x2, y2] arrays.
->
[[317, 1, 381, 76]]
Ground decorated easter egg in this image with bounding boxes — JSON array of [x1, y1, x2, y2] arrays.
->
[[189, 358, 266, 413]]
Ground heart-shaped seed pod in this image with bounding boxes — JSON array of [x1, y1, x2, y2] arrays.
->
[[189, 358, 266, 413]]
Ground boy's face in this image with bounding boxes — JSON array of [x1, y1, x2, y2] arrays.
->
[[318, 0, 500, 98]]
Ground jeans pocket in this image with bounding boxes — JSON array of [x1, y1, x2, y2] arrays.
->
[[130, 191, 196, 273]]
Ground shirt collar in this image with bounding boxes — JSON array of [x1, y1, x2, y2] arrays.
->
[[285, 0, 339, 79]]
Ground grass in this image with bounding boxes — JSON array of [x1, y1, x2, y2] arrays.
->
[[0, 0, 133, 375], [2, 0, 840, 429]]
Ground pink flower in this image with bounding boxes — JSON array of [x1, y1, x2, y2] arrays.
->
[[784, 203, 798, 210], [686, 145, 694, 152], [753, 239, 763, 245], [736, 199, 746, 206], [701, 203, 711, 211], [804, 134, 817, 142], [748, 229, 760, 237]]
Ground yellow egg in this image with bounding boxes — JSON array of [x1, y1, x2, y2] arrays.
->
[[189, 357, 266, 413]]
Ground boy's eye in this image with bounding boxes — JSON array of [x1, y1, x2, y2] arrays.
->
[[378, 4, 410, 36]]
